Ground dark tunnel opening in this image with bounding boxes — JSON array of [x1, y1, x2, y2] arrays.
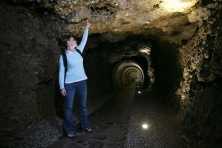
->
[[111, 56, 149, 89], [150, 39, 182, 108], [122, 56, 149, 88], [82, 35, 153, 91], [79, 34, 184, 105], [93, 34, 182, 108], [112, 60, 145, 88]]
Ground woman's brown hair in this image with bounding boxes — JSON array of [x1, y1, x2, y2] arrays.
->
[[62, 36, 73, 50]]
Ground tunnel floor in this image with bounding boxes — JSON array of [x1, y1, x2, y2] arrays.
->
[[48, 85, 188, 148], [126, 89, 187, 148]]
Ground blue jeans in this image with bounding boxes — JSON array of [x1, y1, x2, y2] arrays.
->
[[64, 80, 90, 134]]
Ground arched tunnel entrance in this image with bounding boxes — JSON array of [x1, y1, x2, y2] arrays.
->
[[112, 59, 145, 89]]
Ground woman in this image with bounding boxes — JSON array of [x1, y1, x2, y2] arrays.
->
[[59, 20, 92, 138]]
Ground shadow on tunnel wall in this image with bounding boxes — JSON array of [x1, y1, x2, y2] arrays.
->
[[150, 39, 182, 108]]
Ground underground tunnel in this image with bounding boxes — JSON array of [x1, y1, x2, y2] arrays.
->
[[0, 0, 222, 147], [112, 59, 146, 89]]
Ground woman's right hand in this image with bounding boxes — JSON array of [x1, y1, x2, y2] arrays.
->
[[86, 20, 91, 29], [60, 89, 67, 96]]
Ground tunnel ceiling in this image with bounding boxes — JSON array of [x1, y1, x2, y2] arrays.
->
[[7, 0, 211, 44]]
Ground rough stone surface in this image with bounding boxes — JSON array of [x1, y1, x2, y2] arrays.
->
[[0, 3, 61, 147], [3, 0, 208, 44], [177, 2, 222, 147]]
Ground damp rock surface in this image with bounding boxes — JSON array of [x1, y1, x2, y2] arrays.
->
[[177, 5, 222, 147]]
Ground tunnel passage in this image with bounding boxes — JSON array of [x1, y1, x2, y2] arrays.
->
[[107, 39, 154, 90], [0, 0, 222, 147], [112, 60, 144, 88]]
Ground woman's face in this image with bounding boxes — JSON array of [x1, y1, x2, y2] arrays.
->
[[67, 37, 77, 48]]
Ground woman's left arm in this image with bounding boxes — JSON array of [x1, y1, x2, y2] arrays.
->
[[78, 20, 91, 52]]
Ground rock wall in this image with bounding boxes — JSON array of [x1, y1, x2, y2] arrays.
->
[[0, 3, 62, 146], [177, 1, 222, 147]]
